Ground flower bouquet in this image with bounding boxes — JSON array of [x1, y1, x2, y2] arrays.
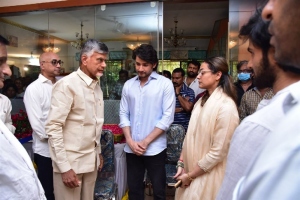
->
[[11, 109, 32, 143], [102, 124, 125, 143]]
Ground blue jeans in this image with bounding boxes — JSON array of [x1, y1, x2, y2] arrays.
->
[[126, 149, 167, 200]]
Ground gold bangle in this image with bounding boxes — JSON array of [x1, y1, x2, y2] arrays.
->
[[187, 172, 194, 181]]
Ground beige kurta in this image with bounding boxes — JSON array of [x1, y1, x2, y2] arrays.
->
[[175, 87, 239, 200]]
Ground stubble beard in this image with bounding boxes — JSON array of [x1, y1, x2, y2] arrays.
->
[[187, 71, 197, 78], [254, 59, 276, 89]]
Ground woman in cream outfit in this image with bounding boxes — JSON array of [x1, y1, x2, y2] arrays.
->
[[174, 57, 239, 200]]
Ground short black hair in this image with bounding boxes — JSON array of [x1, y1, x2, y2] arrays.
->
[[239, 6, 271, 71], [119, 69, 129, 77], [0, 35, 9, 45], [236, 60, 249, 70], [187, 60, 200, 70], [132, 44, 158, 71], [172, 68, 185, 77], [162, 70, 171, 79]]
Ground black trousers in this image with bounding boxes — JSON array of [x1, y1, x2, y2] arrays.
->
[[34, 153, 55, 200], [126, 149, 166, 200]]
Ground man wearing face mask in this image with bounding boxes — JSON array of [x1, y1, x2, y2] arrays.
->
[[234, 60, 255, 106]]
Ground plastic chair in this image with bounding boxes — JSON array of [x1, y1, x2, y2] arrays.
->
[[165, 124, 185, 185], [144, 124, 185, 195], [94, 130, 118, 200]]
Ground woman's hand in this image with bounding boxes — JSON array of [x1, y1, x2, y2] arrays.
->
[[174, 166, 184, 179], [177, 173, 192, 188]]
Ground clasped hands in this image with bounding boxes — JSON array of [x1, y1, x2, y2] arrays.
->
[[173, 167, 192, 188], [128, 139, 149, 156]]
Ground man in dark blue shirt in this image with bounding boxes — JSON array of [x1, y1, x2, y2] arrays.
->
[[172, 68, 195, 131]]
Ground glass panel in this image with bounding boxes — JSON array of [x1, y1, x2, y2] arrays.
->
[[1, 1, 161, 94]]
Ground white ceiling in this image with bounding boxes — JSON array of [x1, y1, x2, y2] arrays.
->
[[1, 1, 229, 46]]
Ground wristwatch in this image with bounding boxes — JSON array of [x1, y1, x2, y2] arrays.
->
[[176, 93, 182, 97]]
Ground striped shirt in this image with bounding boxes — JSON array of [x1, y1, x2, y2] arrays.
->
[[173, 83, 195, 131]]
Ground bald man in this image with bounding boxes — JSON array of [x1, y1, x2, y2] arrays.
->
[[24, 52, 62, 200]]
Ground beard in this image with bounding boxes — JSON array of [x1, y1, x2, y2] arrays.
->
[[187, 71, 197, 78], [253, 57, 276, 89]]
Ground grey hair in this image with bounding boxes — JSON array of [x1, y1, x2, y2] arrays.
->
[[79, 39, 109, 65]]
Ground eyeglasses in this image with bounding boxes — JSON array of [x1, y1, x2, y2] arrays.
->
[[199, 70, 212, 76], [238, 69, 252, 73], [42, 59, 64, 66]]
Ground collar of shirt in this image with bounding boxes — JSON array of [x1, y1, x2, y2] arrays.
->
[[184, 76, 197, 83], [76, 68, 99, 89], [288, 80, 300, 104], [134, 71, 159, 84], [252, 87, 273, 96], [38, 73, 57, 84], [180, 82, 189, 92]]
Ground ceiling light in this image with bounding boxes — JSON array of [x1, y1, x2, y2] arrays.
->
[[126, 42, 142, 50], [101, 5, 106, 11], [150, 2, 156, 8], [126, 37, 147, 50], [71, 22, 89, 50], [43, 13, 61, 53], [229, 40, 237, 49], [28, 51, 39, 65], [43, 45, 60, 53], [164, 18, 186, 48]]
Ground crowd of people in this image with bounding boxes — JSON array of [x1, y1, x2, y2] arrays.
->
[[1, 0, 300, 199]]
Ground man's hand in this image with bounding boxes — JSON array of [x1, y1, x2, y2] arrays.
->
[[175, 85, 182, 95], [98, 154, 104, 171], [128, 140, 146, 156], [61, 169, 80, 188], [136, 140, 149, 155]]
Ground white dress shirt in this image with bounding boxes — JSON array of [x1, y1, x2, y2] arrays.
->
[[232, 80, 300, 200], [184, 77, 205, 97], [217, 83, 295, 200], [0, 120, 46, 200], [119, 72, 175, 156], [24, 74, 55, 158], [0, 94, 15, 133]]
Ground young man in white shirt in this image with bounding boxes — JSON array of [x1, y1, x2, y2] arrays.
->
[[119, 44, 175, 199], [24, 52, 62, 200]]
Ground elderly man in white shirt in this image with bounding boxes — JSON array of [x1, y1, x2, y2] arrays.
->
[[24, 52, 62, 200], [0, 34, 45, 200]]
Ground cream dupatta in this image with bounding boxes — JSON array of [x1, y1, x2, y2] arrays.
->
[[175, 87, 239, 200]]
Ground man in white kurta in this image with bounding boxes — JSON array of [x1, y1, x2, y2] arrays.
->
[[217, 7, 300, 199], [0, 93, 15, 133], [0, 34, 45, 200]]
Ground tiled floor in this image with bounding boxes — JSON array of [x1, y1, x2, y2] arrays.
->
[[144, 186, 175, 200]]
